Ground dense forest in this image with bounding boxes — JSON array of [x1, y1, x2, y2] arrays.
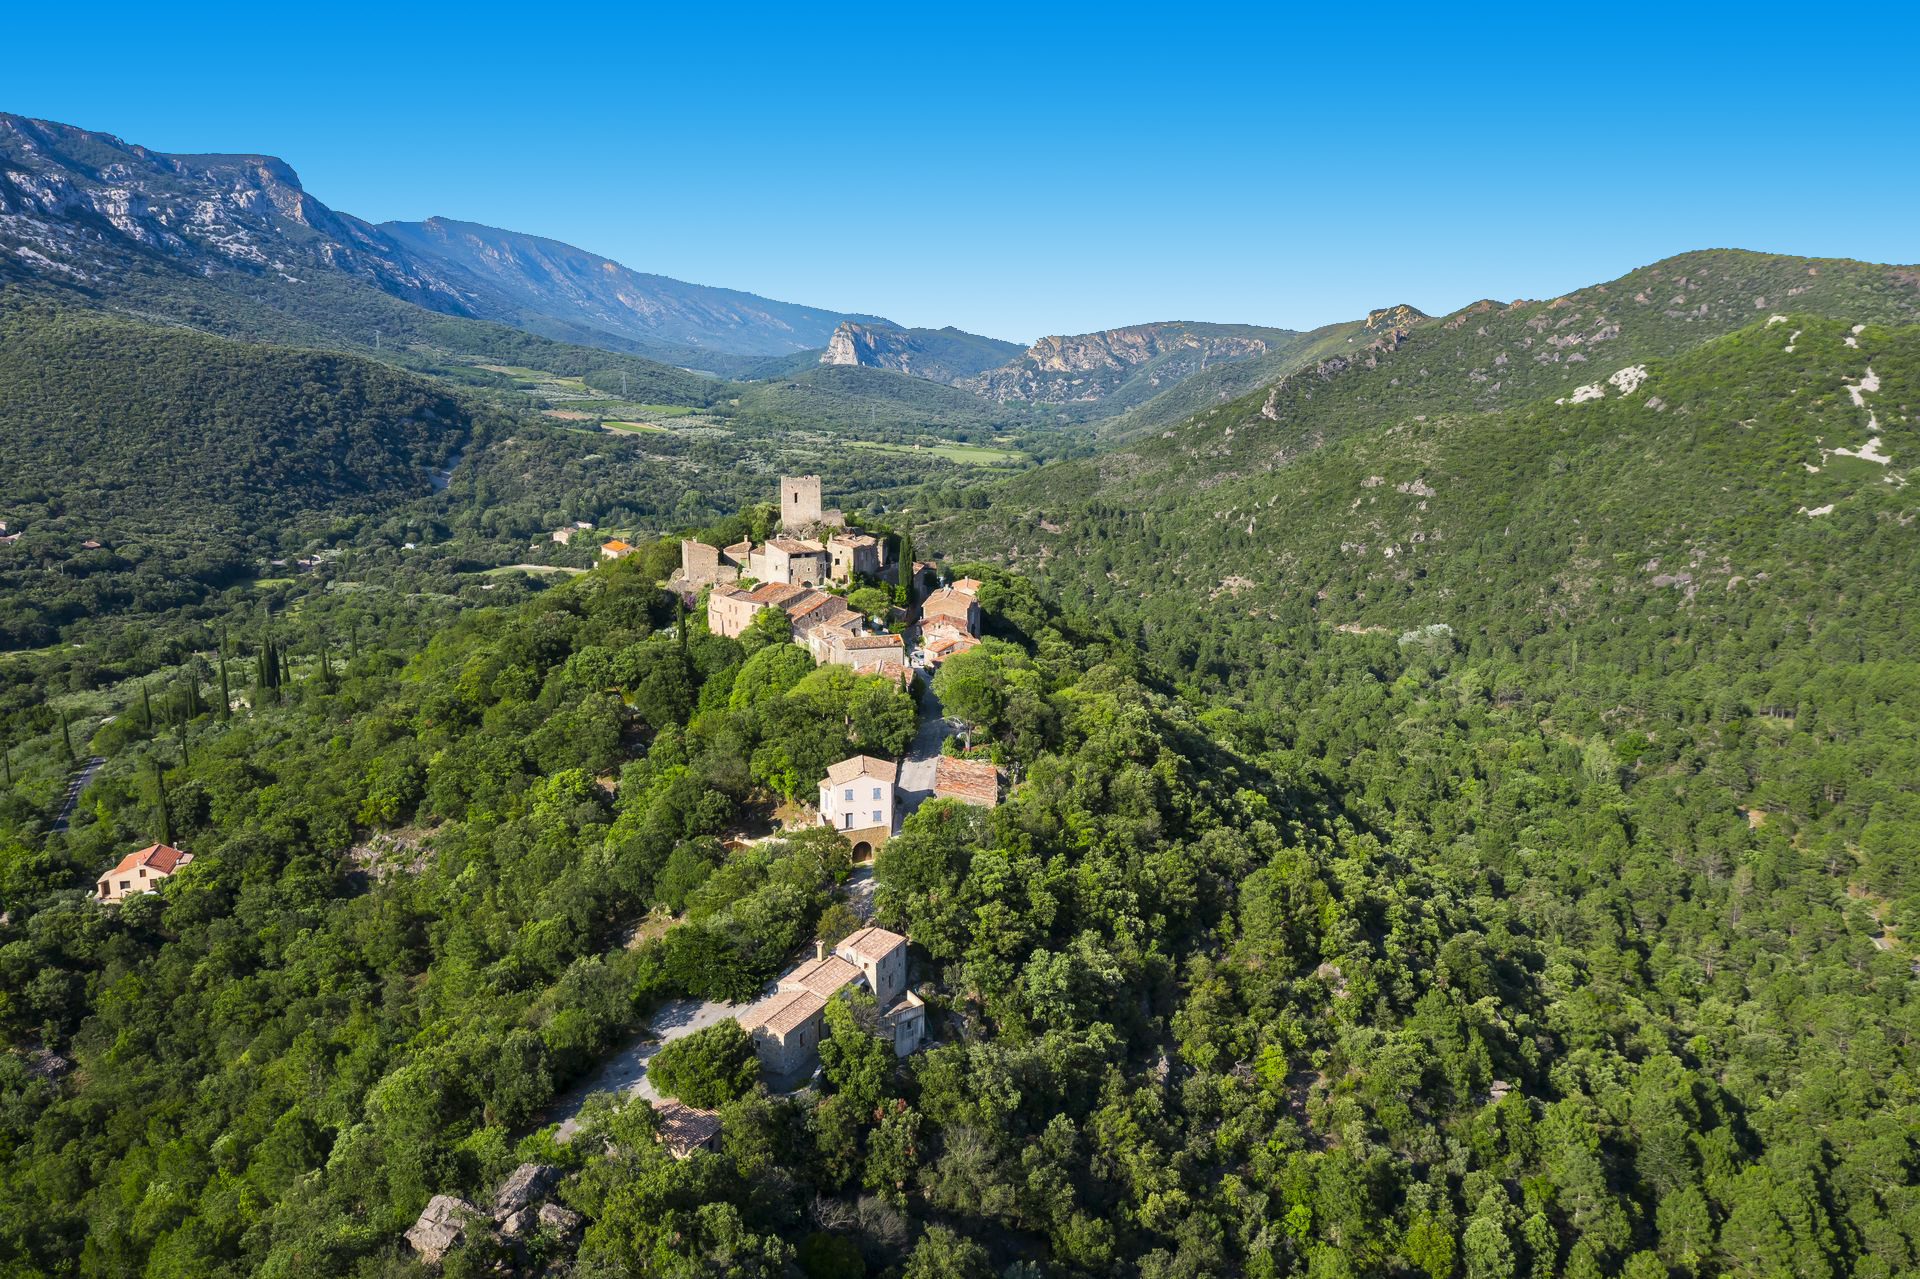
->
[[2, 246, 1919, 1278]]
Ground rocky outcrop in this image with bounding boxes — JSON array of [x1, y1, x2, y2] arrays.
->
[[493, 1162, 559, 1219], [405, 1195, 491, 1265], [1364, 304, 1428, 332], [961, 323, 1276, 405], [822, 322, 920, 372], [819, 322, 1020, 382]]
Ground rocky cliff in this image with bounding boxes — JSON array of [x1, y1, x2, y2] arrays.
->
[[958, 322, 1285, 405], [818, 322, 1022, 382], [0, 113, 892, 363], [0, 114, 485, 313]]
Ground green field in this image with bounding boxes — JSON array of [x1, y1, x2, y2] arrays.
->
[[844, 439, 1026, 466]]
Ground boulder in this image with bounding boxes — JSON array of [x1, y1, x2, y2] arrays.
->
[[492, 1162, 558, 1219], [405, 1194, 486, 1265], [538, 1202, 584, 1241], [498, 1205, 539, 1239]]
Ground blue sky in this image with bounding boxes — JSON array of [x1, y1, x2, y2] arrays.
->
[[11, 4, 1918, 341]]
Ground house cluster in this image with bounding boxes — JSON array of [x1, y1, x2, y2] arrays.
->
[[685, 476, 987, 683], [737, 926, 927, 1084], [687, 476, 922, 682], [96, 843, 193, 904]]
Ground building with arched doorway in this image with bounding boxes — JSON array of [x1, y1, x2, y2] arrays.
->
[[818, 754, 896, 861]]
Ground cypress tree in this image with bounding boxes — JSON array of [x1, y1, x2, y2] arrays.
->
[[60, 711, 73, 761], [149, 757, 171, 847], [896, 532, 915, 606], [141, 682, 153, 731], [218, 651, 231, 719], [2, 742, 11, 787]]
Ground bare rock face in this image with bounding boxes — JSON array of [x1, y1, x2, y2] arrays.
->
[[961, 324, 1273, 404], [1364, 304, 1428, 332], [821, 322, 918, 372], [492, 1162, 559, 1219], [406, 1195, 488, 1265], [498, 1206, 540, 1239]]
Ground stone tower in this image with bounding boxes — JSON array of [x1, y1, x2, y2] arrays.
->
[[780, 475, 823, 530]]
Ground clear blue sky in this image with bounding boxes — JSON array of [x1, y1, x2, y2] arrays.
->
[[11, 4, 1918, 342]]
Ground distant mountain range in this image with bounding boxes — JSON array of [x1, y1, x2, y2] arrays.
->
[[0, 114, 887, 370], [381, 217, 890, 361], [0, 112, 1374, 420]]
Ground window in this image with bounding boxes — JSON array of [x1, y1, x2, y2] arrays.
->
[[138, 869, 146, 878], [843, 814, 852, 829], [843, 787, 853, 802], [872, 787, 882, 800], [120, 880, 130, 891], [872, 811, 882, 824]]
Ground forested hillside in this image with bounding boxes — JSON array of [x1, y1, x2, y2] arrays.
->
[[0, 301, 473, 646], [5, 230, 1920, 1279]]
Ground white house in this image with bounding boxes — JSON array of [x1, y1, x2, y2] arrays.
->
[[818, 755, 897, 860]]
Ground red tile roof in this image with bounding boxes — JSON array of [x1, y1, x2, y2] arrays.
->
[[933, 756, 1002, 806], [108, 843, 193, 877]]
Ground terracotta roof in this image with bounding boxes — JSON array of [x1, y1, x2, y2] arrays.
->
[[107, 843, 193, 877], [601, 539, 633, 553], [922, 588, 974, 620], [951, 577, 983, 595], [824, 755, 899, 786], [841, 634, 903, 652], [739, 987, 828, 1037], [711, 584, 750, 601], [749, 582, 806, 606], [836, 925, 907, 964], [650, 1098, 722, 1152], [724, 540, 752, 555], [933, 756, 1002, 805], [768, 537, 825, 555], [828, 532, 878, 548], [787, 593, 847, 622], [779, 954, 861, 997]]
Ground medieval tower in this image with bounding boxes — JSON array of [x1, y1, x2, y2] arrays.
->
[[781, 475, 823, 530]]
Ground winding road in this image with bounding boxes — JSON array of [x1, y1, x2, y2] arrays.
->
[[51, 756, 104, 832]]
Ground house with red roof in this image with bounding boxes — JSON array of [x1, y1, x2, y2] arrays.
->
[[97, 844, 193, 904]]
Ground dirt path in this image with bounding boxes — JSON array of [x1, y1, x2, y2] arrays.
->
[[547, 993, 742, 1142]]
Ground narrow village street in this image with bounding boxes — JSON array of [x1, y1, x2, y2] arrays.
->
[[896, 686, 954, 821]]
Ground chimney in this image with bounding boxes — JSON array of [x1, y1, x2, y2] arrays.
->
[[815, 940, 827, 962]]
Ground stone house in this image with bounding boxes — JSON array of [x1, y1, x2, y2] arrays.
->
[[737, 986, 829, 1079], [97, 843, 193, 903], [932, 756, 1002, 807], [828, 532, 885, 582], [600, 539, 635, 560], [921, 587, 980, 637], [835, 926, 908, 1006], [818, 755, 897, 858], [650, 1099, 723, 1158], [835, 927, 925, 1057], [758, 537, 830, 587], [830, 632, 905, 672]]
